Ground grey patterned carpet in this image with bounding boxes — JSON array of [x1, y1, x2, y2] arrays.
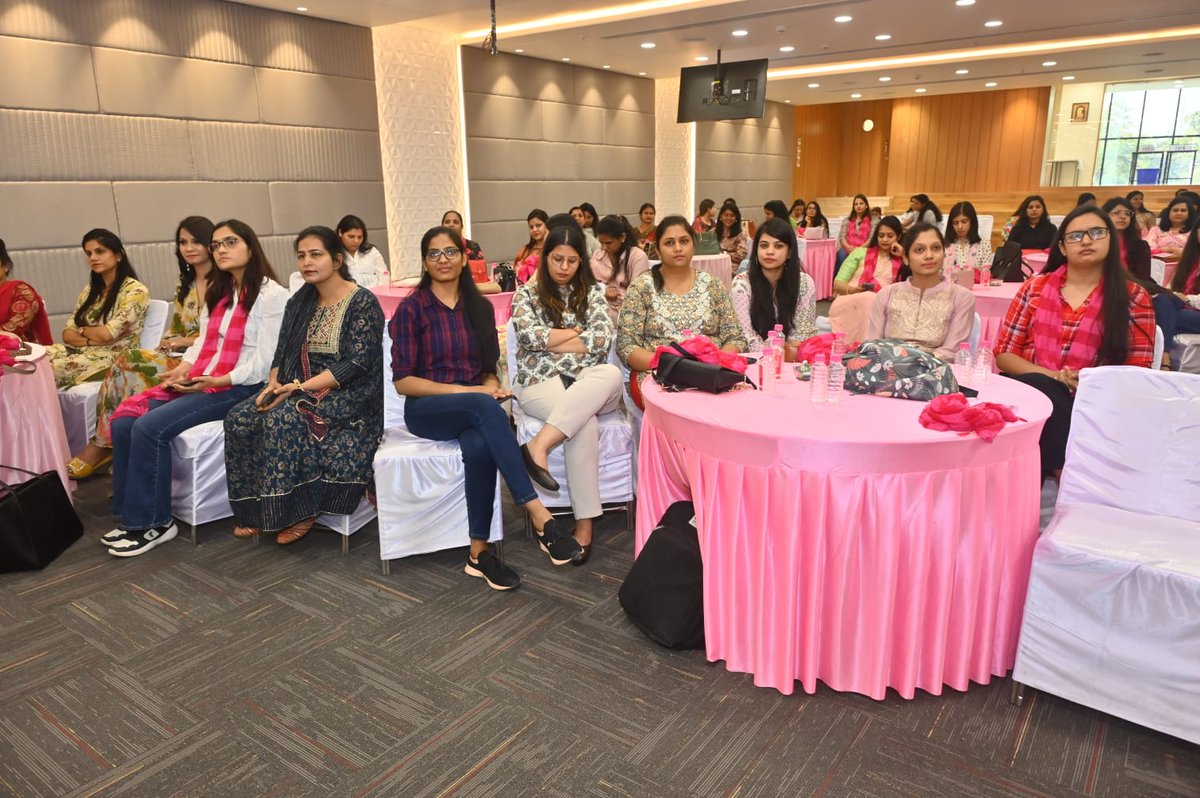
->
[[0, 475, 1197, 797]]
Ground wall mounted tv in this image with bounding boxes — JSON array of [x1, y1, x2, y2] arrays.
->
[[677, 57, 768, 123]]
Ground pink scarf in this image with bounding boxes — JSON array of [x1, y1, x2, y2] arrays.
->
[[919, 393, 1021, 442], [1031, 266, 1105, 371], [845, 217, 871, 248], [648, 335, 747, 374], [856, 248, 897, 291], [111, 294, 249, 420], [1185, 267, 1199, 295]]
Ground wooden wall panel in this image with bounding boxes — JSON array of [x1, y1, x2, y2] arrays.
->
[[791, 99, 890, 199]]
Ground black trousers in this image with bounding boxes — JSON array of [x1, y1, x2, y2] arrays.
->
[[1005, 371, 1074, 476]]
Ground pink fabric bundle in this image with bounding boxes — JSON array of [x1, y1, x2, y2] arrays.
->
[[796, 333, 835, 364], [649, 335, 747, 374], [918, 392, 1020, 443]]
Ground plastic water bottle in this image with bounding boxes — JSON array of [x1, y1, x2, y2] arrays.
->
[[830, 332, 847, 362], [954, 342, 972, 386], [973, 342, 994, 385], [760, 346, 778, 395], [827, 355, 845, 403], [810, 356, 829, 402]]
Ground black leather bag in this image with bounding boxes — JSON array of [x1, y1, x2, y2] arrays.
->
[[991, 239, 1027, 282], [491, 262, 516, 292], [618, 500, 704, 649], [654, 343, 751, 394], [0, 466, 83, 573]]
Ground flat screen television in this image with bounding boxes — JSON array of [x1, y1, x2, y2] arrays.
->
[[677, 58, 768, 123]]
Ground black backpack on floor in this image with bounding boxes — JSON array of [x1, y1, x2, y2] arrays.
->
[[618, 501, 705, 650]]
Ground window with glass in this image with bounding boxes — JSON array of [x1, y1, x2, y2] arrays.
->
[[1094, 81, 1200, 185]]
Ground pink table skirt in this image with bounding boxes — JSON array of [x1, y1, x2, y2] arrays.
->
[[971, 282, 1022, 345], [1163, 260, 1177, 287], [371, 286, 514, 325], [0, 355, 72, 495], [635, 376, 1051, 698], [801, 239, 837, 300]]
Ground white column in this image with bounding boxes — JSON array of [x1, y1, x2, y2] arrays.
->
[[372, 24, 469, 279], [654, 77, 695, 221]]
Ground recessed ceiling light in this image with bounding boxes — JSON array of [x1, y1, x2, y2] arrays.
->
[[915, 87, 927, 93], [640, 42, 655, 49], [296, 6, 307, 10], [695, 56, 709, 61], [602, 65, 611, 69], [835, 15, 853, 23], [851, 92, 862, 98], [1062, 75, 1075, 80], [984, 20, 1003, 28], [808, 82, 820, 88], [879, 76, 891, 82], [514, 49, 524, 53], [638, 71, 646, 76], [875, 34, 892, 41], [1042, 60, 1057, 66], [985, 81, 998, 87], [955, 0, 975, 5], [732, 29, 749, 37], [562, 57, 570, 62], [784, 99, 792, 103], [779, 46, 795, 53], [955, 69, 969, 74]]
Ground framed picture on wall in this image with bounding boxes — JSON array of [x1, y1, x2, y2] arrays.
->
[[1070, 102, 1089, 123]]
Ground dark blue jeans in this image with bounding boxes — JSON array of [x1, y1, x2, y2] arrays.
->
[[110, 385, 259, 531], [404, 392, 536, 541], [1152, 292, 1200, 352]]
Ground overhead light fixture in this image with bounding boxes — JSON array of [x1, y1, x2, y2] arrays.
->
[[984, 81, 997, 87], [732, 29, 749, 37], [955, 68, 969, 74], [807, 82, 820, 88], [780, 46, 795, 53], [514, 48, 524, 53], [641, 42, 656, 49], [915, 87, 927, 93], [462, 0, 742, 39], [1175, 79, 1185, 85], [562, 57, 570, 62], [984, 20, 1003, 28], [1062, 75, 1075, 80], [835, 15, 853, 23], [955, 0, 975, 5], [603, 64, 611, 69], [785, 99, 792, 103], [851, 92, 863, 98], [638, 71, 646, 75], [296, 6, 307, 11], [1042, 60, 1057, 66], [695, 55, 709, 61], [879, 76, 891, 82], [875, 34, 892, 41]]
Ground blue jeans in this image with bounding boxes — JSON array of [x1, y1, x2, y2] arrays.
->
[[110, 385, 259, 531], [404, 392, 536, 541], [1152, 292, 1200, 352]]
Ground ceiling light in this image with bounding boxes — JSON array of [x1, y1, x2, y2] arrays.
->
[[985, 81, 997, 87], [602, 65, 611, 69], [808, 82, 820, 88], [879, 76, 891, 82], [851, 92, 863, 98], [955, 0, 975, 5], [780, 46, 795, 53], [784, 99, 792, 103], [641, 42, 655, 49], [1062, 75, 1075, 80], [915, 87, 927, 93], [638, 71, 646, 76], [296, 6, 307, 11], [462, 0, 728, 39], [1042, 60, 1057, 66], [835, 15, 853, 23], [732, 29, 748, 37], [562, 57, 570, 62], [984, 20, 1003, 28], [875, 34, 892, 41], [1175, 80, 1185, 85], [514, 49, 524, 53], [955, 69, 969, 74], [695, 56, 709, 61]]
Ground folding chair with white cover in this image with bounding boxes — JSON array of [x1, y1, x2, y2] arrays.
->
[[1012, 367, 1200, 744], [503, 321, 635, 534], [1171, 333, 1200, 374], [968, 312, 982, 353]]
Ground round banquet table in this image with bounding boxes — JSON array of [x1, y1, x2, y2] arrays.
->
[[634, 374, 1052, 699], [650, 254, 733, 291], [798, 238, 837, 300], [971, 282, 1022, 344], [0, 348, 72, 496], [371, 285, 514, 325]]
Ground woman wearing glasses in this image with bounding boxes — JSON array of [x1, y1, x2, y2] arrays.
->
[[512, 225, 622, 565], [391, 226, 584, 591], [102, 220, 288, 557], [223, 226, 384, 545], [994, 205, 1155, 480]]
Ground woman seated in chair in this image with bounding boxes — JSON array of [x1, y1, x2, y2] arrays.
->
[[828, 215, 904, 343], [224, 226, 384, 545], [392, 226, 583, 591], [0, 238, 52, 345], [442, 209, 501, 294], [512, 224, 622, 564], [715, 202, 750, 264], [866, 223, 976, 361], [46, 229, 149, 389], [995, 205, 1155, 480], [102, 220, 288, 557], [1152, 225, 1200, 369], [336, 214, 389, 287], [515, 209, 550, 284], [942, 201, 993, 282], [68, 217, 215, 480], [797, 201, 830, 239], [730, 217, 818, 360], [836, 194, 874, 268], [1002, 195, 1057, 251], [617, 215, 746, 406], [1103, 197, 1156, 293], [591, 214, 650, 325], [1144, 197, 1195, 259]]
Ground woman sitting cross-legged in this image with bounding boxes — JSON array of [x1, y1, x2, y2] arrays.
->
[[223, 226, 385, 545], [512, 224, 623, 564], [866, 222, 976, 361], [102, 220, 288, 557], [995, 205, 1155, 480], [730, 217, 818, 360], [391, 226, 584, 591]]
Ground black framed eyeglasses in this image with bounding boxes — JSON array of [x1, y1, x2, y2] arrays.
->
[[1062, 227, 1109, 244]]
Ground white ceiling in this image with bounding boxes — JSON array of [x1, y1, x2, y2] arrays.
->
[[233, 0, 1200, 103]]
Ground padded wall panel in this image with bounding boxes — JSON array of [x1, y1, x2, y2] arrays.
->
[[0, 0, 177, 54], [121, 241, 181, 301], [461, 48, 571, 104], [576, 144, 653, 182], [572, 69, 654, 113], [601, 183, 655, 219], [7, 247, 97, 321], [462, 93, 543, 141], [256, 68, 378, 131], [468, 182, 548, 225], [543, 103, 606, 145], [113, 182, 273, 243], [267, 182, 387, 236], [93, 48, 259, 122], [0, 110, 193, 181], [605, 110, 654, 147], [190, 122, 382, 182], [470, 221, 531, 261], [466, 139, 578, 181], [0, 36, 98, 111], [0, 183, 118, 249]]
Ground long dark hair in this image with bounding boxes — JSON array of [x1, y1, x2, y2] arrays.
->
[[579, 202, 599, 230], [174, 216, 214, 303], [868, 215, 904, 250], [747, 217, 802, 339], [714, 202, 743, 239], [848, 193, 870, 223], [595, 214, 636, 285], [522, 208, 549, 254], [1170, 226, 1200, 293], [206, 219, 278, 313], [650, 215, 695, 291], [763, 200, 789, 220], [1042, 205, 1143, 365], [0, 237, 11, 273], [417, 226, 499, 373], [897, 222, 944, 282], [801, 201, 828, 230], [1012, 195, 1052, 233], [535, 225, 594, 327], [912, 193, 943, 222], [76, 228, 138, 327], [790, 199, 805, 217], [1157, 198, 1196, 232], [1101, 197, 1143, 263], [944, 201, 981, 245], [336, 214, 375, 253], [295, 225, 351, 281]]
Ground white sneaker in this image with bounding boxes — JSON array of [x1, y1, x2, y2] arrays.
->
[[100, 527, 130, 547], [107, 523, 178, 558]]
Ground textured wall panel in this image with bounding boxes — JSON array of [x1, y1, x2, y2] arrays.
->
[[0, 110, 193, 181], [189, 122, 382, 182], [112, 182, 273, 243], [470, 221, 533, 261], [255, 68, 379, 131], [6, 246, 100, 325], [606, 110, 654, 147], [0, 35, 98, 112], [462, 93, 543, 141], [93, 48, 259, 122], [577, 145, 653, 182], [267, 181, 387, 236], [573, 68, 654, 113], [461, 48, 571, 104], [654, 77, 694, 220], [542, 103, 605, 145], [466, 139, 579, 181], [0, 0, 177, 54], [0, 183, 118, 249], [602, 183, 656, 220], [696, 102, 794, 217], [467, 182, 548, 226]]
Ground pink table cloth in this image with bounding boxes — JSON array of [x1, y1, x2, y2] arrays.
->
[[635, 375, 1051, 698], [971, 282, 1022, 345], [801, 238, 837, 300], [0, 353, 72, 495], [371, 285, 514, 326], [1163, 260, 1177, 287]]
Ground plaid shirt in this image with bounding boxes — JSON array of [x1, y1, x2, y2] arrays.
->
[[388, 287, 492, 384], [993, 275, 1155, 368]]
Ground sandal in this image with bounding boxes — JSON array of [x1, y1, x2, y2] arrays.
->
[[66, 453, 114, 480], [233, 526, 260, 539], [276, 517, 316, 545]]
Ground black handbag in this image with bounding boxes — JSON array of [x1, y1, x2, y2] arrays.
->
[[619, 500, 704, 649], [653, 342, 752, 394], [0, 466, 83, 573]]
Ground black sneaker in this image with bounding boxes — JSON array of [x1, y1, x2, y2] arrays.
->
[[106, 523, 178, 558], [100, 527, 129, 548], [534, 518, 583, 566], [464, 550, 521, 591]]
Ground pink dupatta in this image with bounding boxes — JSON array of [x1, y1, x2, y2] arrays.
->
[[856, 248, 898, 291], [1031, 266, 1105, 371]]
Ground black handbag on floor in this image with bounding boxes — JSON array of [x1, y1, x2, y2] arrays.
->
[[619, 500, 705, 649], [0, 466, 83, 573]]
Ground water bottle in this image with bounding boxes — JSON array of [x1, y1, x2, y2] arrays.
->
[[760, 346, 778, 395], [810, 356, 829, 403], [830, 332, 846, 362], [972, 341, 994, 385], [954, 342, 972, 386], [773, 324, 784, 342], [827, 355, 845, 403]]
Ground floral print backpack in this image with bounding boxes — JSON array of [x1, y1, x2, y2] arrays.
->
[[842, 338, 961, 401]]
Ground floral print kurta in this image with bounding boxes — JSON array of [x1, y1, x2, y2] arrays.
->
[[46, 278, 149, 388], [511, 283, 612, 387]]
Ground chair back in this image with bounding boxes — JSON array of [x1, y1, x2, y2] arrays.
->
[[968, 312, 982, 353], [1058, 366, 1200, 523], [381, 328, 406, 430], [977, 215, 994, 243], [141, 300, 170, 348], [1149, 258, 1166, 285], [1153, 325, 1164, 368]]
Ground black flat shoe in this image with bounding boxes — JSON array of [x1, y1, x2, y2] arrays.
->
[[520, 443, 559, 491], [572, 543, 591, 567]]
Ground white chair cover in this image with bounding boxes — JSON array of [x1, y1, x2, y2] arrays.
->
[[142, 299, 170, 349], [1013, 367, 1200, 744], [977, 215, 994, 243], [968, 312, 982, 353], [1173, 333, 1200, 374], [1150, 258, 1166, 285], [1153, 325, 1164, 369]]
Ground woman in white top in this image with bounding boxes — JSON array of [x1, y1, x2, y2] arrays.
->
[[942, 201, 994, 282], [336, 214, 389, 287], [102, 219, 288, 557], [590, 214, 650, 324], [730, 217, 818, 360]]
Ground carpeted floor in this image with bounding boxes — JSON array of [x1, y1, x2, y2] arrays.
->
[[1, 474, 1197, 797]]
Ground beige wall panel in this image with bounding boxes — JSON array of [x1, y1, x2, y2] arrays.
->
[[695, 121, 735, 153], [0, 0, 176, 54], [190, 122, 382, 182], [0, 36, 98, 111], [572, 69, 654, 113], [576, 144, 653, 182], [543, 103, 606, 145], [470, 220, 539, 264], [93, 48, 259, 122], [267, 181, 386, 235], [696, 150, 733, 182], [605, 110, 653, 147], [461, 48, 571, 104], [468, 181, 548, 224], [467, 139, 578, 181], [601, 182, 655, 219], [256, 68, 378, 131], [8, 247, 97, 322], [122, 240, 181, 301], [0, 110, 193, 181], [463, 93, 543, 141], [0, 182, 118, 249], [113, 182, 272, 243], [541, 181, 604, 214]]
